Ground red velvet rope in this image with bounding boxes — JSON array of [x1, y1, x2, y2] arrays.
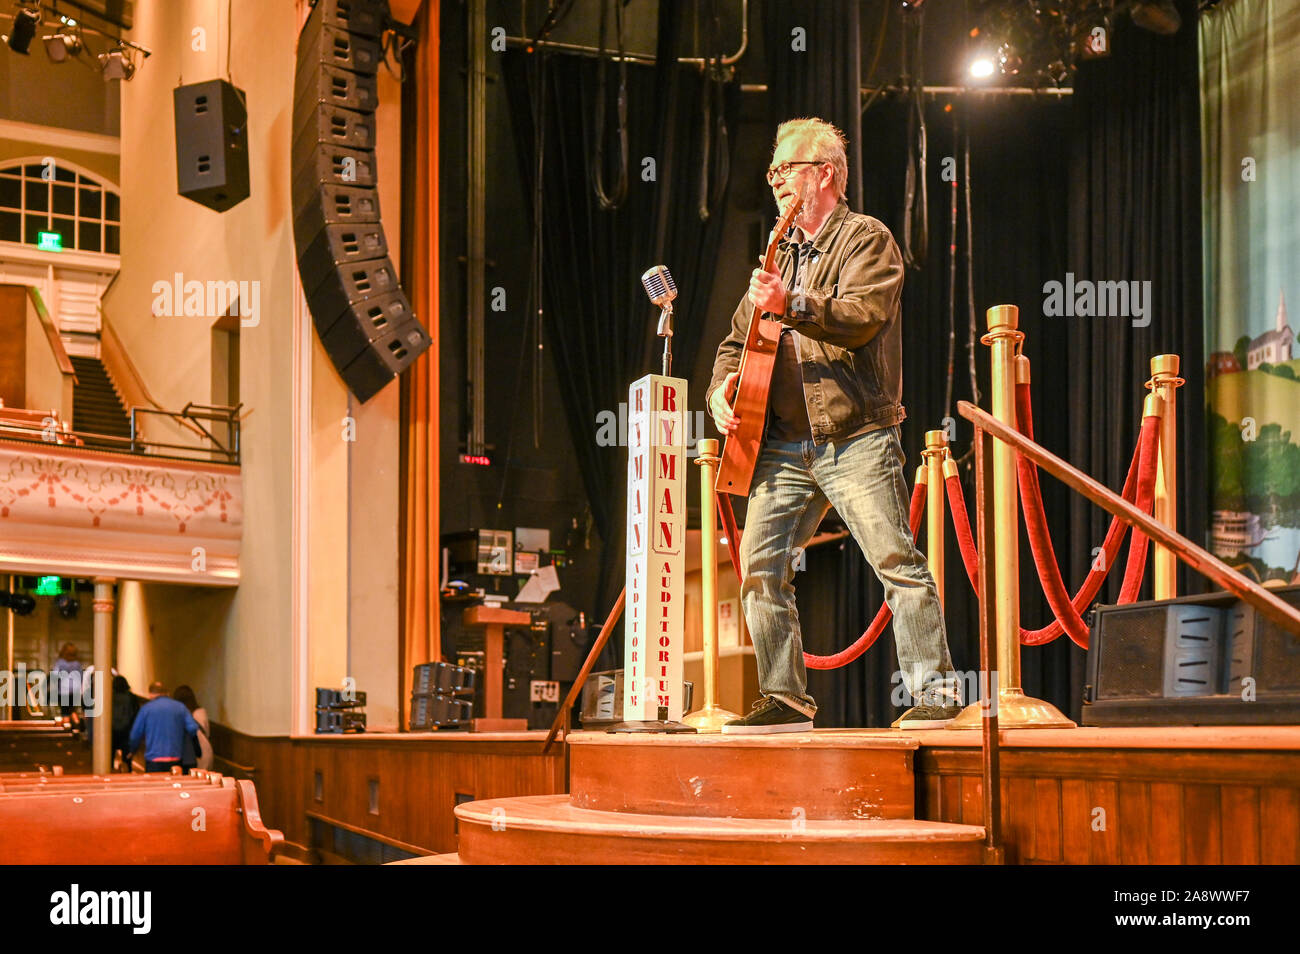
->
[[945, 405, 1162, 646], [1016, 383, 1093, 648], [715, 389, 1161, 667], [1119, 413, 1162, 604], [803, 477, 927, 669], [716, 475, 926, 670]]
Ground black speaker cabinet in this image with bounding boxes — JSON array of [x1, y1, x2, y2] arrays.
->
[[174, 79, 249, 212], [1083, 586, 1300, 725], [332, 320, 432, 404], [292, 0, 429, 403], [298, 222, 389, 298], [314, 0, 388, 38], [306, 256, 399, 330]]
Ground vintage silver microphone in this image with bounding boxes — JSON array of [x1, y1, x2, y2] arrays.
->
[[641, 265, 678, 376]]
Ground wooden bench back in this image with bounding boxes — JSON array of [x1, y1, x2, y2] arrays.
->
[[0, 777, 284, 864], [0, 774, 222, 794]]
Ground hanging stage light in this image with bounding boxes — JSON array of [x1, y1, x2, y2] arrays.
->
[[55, 593, 80, 619], [6, 3, 41, 55], [44, 18, 83, 62], [1, 591, 36, 616], [98, 45, 133, 80]]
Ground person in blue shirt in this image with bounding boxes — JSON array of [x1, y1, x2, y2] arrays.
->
[[127, 682, 199, 774]]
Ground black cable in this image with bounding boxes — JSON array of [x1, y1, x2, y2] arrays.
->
[[592, 0, 629, 211], [944, 106, 958, 422], [955, 111, 980, 471], [697, 0, 729, 222], [900, 6, 928, 270]]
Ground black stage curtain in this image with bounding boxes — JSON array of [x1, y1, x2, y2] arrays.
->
[[792, 5, 1204, 727], [761, 1, 864, 210], [502, 7, 742, 618]]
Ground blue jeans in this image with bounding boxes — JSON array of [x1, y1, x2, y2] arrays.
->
[[740, 425, 961, 717]]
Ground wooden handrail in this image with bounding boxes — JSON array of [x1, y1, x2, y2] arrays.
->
[[957, 400, 1300, 634], [25, 287, 75, 378]]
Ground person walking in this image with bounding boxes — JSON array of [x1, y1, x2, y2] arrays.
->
[[127, 682, 199, 774]]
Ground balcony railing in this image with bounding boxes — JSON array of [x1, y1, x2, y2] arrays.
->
[[0, 403, 241, 465]]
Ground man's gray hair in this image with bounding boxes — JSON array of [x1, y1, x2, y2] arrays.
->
[[774, 117, 848, 200]]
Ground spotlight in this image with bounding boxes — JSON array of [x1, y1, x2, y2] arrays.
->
[[55, 593, 80, 619], [98, 47, 134, 81], [969, 56, 996, 79], [5, 3, 41, 55], [1, 591, 36, 616], [43, 19, 82, 63]]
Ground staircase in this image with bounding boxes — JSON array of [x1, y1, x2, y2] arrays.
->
[[70, 355, 132, 447], [406, 731, 987, 865]]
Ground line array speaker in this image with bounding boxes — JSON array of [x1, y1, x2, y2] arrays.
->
[[292, 0, 429, 403]]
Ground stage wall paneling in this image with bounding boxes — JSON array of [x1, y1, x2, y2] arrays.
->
[[209, 722, 566, 857]]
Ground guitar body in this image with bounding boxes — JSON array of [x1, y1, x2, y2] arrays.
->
[[715, 195, 804, 498], [715, 320, 781, 496]]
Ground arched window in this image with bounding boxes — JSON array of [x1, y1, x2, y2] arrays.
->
[[0, 158, 120, 255]]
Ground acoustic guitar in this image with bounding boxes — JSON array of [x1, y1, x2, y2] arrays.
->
[[715, 194, 805, 498]]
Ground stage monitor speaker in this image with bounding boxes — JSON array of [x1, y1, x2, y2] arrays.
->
[[173, 79, 249, 212], [1083, 586, 1300, 725], [1224, 588, 1300, 696]]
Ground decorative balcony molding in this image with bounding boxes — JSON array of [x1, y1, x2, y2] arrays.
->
[[0, 439, 240, 585]]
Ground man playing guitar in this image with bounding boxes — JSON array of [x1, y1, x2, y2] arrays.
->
[[707, 117, 961, 733]]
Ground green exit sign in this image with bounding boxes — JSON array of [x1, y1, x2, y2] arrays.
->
[[37, 231, 63, 251], [35, 576, 62, 596]]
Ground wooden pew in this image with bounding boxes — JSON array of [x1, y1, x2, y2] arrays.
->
[[0, 720, 88, 773], [0, 776, 285, 864], [0, 773, 224, 794]]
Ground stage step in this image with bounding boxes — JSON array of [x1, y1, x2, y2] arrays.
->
[[455, 795, 985, 865], [567, 730, 918, 819]]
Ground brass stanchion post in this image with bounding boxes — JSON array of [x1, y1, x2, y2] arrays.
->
[[950, 306, 1074, 729], [1148, 354, 1184, 600], [684, 439, 741, 732], [923, 430, 947, 609]]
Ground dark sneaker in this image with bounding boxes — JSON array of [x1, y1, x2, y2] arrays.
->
[[892, 702, 964, 729], [721, 697, 814, 735]]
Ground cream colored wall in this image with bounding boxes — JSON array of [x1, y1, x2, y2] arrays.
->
[[116, 581, 231, 713], [103, 0, 298, 734], [101, 0, 404, 736], [0, 139, 119, 185]]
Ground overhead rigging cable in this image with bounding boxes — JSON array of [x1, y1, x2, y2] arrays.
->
[[900, 3, 928, 270], [592, 0, 629, 210], [696, 0, 730, 222]]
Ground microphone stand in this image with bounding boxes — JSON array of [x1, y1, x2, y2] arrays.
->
[[657, 302, 674, 376]]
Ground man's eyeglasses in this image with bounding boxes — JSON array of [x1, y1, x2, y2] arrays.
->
[[765, 159, 826, 185]]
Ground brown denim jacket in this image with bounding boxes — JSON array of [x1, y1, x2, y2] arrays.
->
[[706, 201, 906, 444]]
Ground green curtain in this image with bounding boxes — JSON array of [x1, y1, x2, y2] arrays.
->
[[1201, 0, 1300, 583]]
